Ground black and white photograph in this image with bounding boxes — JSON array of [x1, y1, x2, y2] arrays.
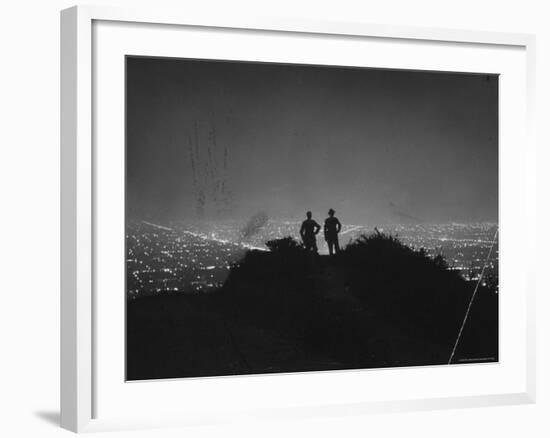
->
[[1, 0, 546, 434], [125, 56, 499, 381]]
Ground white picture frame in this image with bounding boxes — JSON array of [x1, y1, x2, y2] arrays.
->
[[60, 4, 536, 433]]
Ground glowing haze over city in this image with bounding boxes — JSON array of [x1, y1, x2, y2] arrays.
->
[[126, 57, 498, 298]]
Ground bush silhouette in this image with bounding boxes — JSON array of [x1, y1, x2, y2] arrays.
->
[[337, 232, 469, 346], [265, 236, 303, 253]]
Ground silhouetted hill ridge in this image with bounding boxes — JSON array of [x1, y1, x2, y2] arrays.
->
[[127, 232, 498, 380], [221, 233, 497, 350]]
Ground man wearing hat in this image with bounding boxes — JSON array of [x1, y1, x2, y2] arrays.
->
[[324, 208, 342, 256]]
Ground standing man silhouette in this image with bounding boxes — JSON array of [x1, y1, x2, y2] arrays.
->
[[324, 208, 342, 255], [300, 211, 321, 253]]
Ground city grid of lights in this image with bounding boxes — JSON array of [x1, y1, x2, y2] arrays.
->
[[126, 220, 498, 298]]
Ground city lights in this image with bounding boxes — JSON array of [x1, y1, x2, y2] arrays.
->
[[127, 220, 498, 297]]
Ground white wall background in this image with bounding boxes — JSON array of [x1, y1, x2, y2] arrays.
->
[[0, 0, 547, 436]]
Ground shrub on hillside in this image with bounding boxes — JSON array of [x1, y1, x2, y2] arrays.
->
[[265, 236, 304, 253]]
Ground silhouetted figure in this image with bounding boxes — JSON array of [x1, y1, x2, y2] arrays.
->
[[324, 208, 342, 255], [300, 211, 321, 253]]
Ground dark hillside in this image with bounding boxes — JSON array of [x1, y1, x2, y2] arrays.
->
[[127, 233, 498, 380]]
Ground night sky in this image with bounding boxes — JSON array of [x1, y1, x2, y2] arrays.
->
[[126, 56, 498, 224]]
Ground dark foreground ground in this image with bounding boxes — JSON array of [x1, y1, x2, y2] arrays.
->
[[127, 234, 498, 380]]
